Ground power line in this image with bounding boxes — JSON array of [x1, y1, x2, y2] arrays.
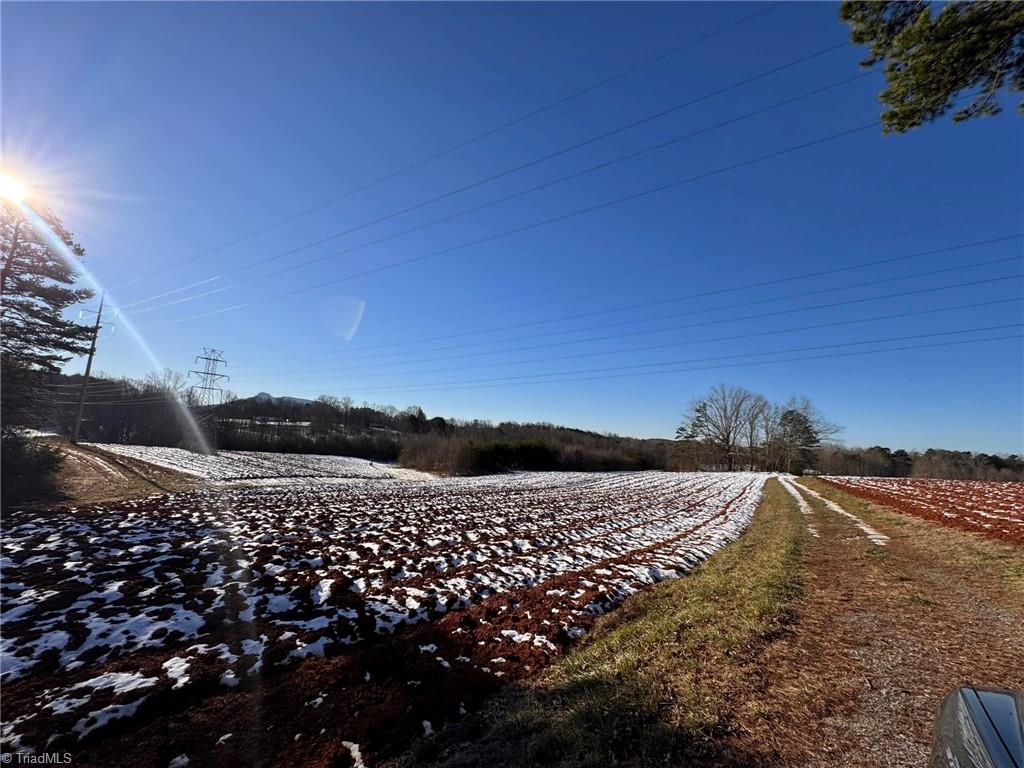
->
[[299, 326, 1023, 396], [56, 332, 1022, 404], [151, 119, 882, 328], [46, 382, 135, 389], [146, 84, 1005, 325], [111, 2, 783, 289], [234, 272, 1023, 383], [346, 192, 1023, 338], [238, 296, 1023, 385], [235, 46, 856, 278], [236, 257, 1023, 377], [51, 397, 181, 406], [125, 284, 236, 317], [125, 46, 858, 313], [232, 234, 1022, 365], [118, 276, 222, 311], [45, 379, 146, 388], [46, 387, 140, 393], [244, 122, 879, 300], [261, 72, 868, 282], [157, 304, 251, 328], [418, 334, 1024, 393]]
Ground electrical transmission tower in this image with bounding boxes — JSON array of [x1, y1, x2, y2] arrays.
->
[[188, 348, 229, 407]]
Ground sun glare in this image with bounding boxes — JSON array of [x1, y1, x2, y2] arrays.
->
[[0, 172, 27, 203]]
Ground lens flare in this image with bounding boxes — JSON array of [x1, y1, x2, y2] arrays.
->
[[11, 197, 213, 454]]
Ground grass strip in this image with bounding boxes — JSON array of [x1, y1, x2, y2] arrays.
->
[[402, 477, 805, 768]]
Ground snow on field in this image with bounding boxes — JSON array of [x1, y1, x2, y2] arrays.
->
[[819, 476, 1024, 544], [782, 478, 888, 545], [84, 443, 398, 481], [1, 471, 767, 751]]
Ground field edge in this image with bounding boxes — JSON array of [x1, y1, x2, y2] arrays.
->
[[390, 476, 806, 768]]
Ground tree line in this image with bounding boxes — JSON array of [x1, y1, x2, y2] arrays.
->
[[674, 384, 1023, 481], [217, 392, 673, 473], [31, 374, 1024, 482], [41, 382, 674, 474], [817, 444, 1024, 481], [46, 370, 210, 448]]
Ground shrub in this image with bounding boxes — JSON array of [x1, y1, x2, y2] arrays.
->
[[399, 434, 663, 476], [1, 430, 63, 509]]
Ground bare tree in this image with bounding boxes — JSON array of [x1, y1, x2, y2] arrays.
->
[[675, 386, 842, 474], [760, 402, 784, 471], [744, 394, 769, 470], [678, 384, 754, 471]]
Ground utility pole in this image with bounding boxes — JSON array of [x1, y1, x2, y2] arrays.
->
[[71, 292, 105, 443]]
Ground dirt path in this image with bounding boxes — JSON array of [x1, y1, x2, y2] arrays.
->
[[53, 441, 202, 505], [748, 477, 1024, 767]]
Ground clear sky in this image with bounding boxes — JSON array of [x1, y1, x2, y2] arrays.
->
[[2, 1, 1021, 452]]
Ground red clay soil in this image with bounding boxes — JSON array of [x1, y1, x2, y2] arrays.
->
[[40, 553, 734, 768], [1, 473, 762, 767], [819, 476, 1024, 545]]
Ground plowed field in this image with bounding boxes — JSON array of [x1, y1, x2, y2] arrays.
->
[[0, 471, 767, 766], [819, 476, 1024, 544]]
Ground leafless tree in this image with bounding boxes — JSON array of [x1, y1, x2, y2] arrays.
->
[[679, 384, 755, 471], [744, 394, 769, 470], [676, 386, 844, 474]]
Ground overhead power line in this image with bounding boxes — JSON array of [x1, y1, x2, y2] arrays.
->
[[113, 2, 783, 289], [231, 234, 1022, 365], [142, 79, 1000, 326], [238, 295, 1022, 384], [234, 272, 1023, 383], [126, 44, 855, 312], [44, 385, 157, 395], [239, 45, 855, 277], [51, 397, 179, 406], [236, 254, 1023, 377], [151, 119, 882, 328], [303, 325, 1022, 396], [45, 382, 135, 389], [125, 285, 236, 317], [259, 71, 867, 282], [248, 123, 878, 300], [69, 332, 1020, 404], [118, 276, 222, 311], [301, 195, 1022, 337]]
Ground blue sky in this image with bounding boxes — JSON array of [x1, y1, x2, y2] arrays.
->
[[2, 2, 1021, 452]]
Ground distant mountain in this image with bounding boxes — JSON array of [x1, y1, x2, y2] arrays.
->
[[252, 392, 314, 405]]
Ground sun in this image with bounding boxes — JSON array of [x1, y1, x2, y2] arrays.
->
[[0, 172, 27, 203]]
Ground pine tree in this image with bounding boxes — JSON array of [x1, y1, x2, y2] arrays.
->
[[779, 409, 820, 475], [2, 195, 93, 506], [840, 1, 1024, 133], [2, 206, 93, 363]]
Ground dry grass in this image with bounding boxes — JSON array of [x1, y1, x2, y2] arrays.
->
[[788, 477, 1024, 767], [800, 477, 1024, 609], [51, 440, 201, 506]]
